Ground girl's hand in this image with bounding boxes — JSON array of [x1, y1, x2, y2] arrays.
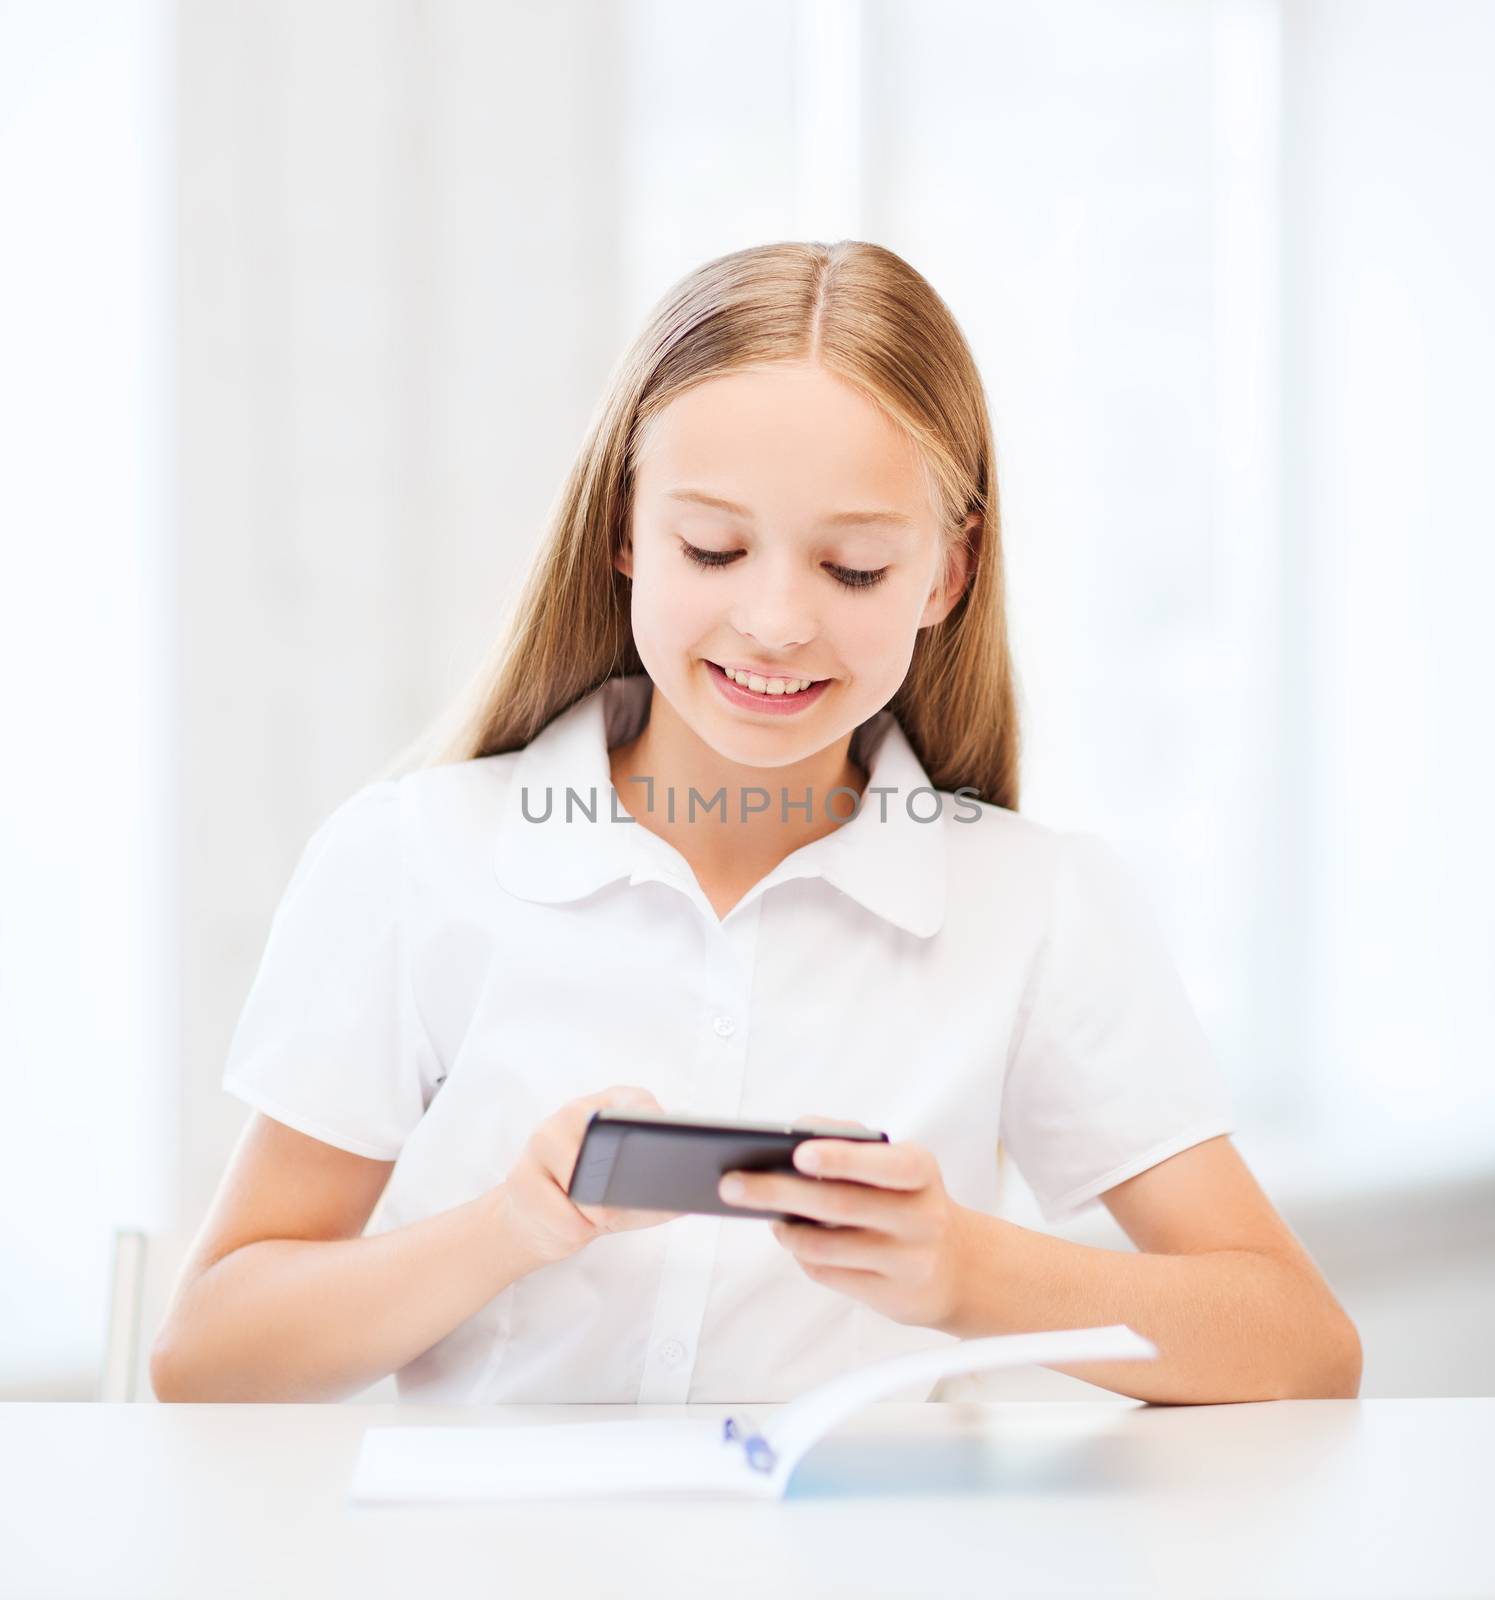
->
[[500, 1085, 684, 1268], [719, 1112, 975, 1330]]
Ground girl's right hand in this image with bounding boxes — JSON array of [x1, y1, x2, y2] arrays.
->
[[497, 1085, 684, 1269]]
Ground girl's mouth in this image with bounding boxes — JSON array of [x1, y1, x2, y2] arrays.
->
[[704, 659, 833, 715]]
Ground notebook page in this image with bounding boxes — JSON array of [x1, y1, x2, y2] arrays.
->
[[760, 1323, 1157, 1493], [350, 1417, 765, 1504]]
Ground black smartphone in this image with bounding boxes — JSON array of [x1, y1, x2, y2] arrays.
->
[[566, 1109, 890, 1222]]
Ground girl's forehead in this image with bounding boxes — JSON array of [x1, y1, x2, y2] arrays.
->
[[636, 368, 935, 520]]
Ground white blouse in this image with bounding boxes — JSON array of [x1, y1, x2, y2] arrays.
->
[[221, 672, 1236, 1404]]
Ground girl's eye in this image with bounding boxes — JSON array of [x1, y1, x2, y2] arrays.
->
[[680, 541, 889, 592]]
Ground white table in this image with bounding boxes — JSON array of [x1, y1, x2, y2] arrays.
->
[[2, 1398, 1489, 1598]]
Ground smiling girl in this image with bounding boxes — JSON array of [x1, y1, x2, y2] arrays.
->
[[151, 241, 1361, 1406]]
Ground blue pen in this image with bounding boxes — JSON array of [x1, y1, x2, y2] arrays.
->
[[722, 1414, 778, 1474]]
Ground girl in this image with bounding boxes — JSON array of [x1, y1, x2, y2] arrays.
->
[[151, 241, 1361, 1406]]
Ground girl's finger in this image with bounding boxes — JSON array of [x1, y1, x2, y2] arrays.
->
[[771, 1219, 894, 1273], [718, 1170, 911, 1229], [792, 1137, 931, 1189]]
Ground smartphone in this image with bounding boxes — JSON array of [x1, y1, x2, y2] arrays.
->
[[566, 1108, 890, 1223]]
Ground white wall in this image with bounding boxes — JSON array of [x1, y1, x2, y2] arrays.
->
[[0, 0, 173, 1398], [1282, 0, 1495, 1165]]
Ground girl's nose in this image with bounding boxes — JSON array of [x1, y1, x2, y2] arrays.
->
[[733, 613, 812, 655], [731, 568, 817, 653]]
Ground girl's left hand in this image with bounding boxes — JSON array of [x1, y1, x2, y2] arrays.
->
[[717, 1115, 975, 1330]]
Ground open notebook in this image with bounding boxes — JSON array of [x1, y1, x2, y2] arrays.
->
[[350, 1323, 1155, 1504]]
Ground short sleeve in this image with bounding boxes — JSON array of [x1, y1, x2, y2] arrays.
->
[[221, 778, 435, 1160], [998, 829, 1237, 1224]]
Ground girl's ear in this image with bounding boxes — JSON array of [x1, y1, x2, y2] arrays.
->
[[614, 540, 633, 581], [924, 514, 980, 622]]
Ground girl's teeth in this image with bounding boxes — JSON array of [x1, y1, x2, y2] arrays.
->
[[723, 666, 814, 695]]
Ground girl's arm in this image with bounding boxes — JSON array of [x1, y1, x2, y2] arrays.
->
[[941, 1135, 1364, 1403], [152, 1084, 672, 1403], [149, 1113, 543, 1403], [720, 1132, 1363, 1404]]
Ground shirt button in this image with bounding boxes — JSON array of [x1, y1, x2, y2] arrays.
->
[[658, 1338, 688, 1368], [712, 1015, 736, 1038]]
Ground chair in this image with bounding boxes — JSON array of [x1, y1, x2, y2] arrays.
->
[[100, 1228, 150, 1401], [100, 1227, 192, 1401]]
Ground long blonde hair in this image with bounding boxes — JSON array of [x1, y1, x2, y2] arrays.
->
[[381, 240, 1022, 808]]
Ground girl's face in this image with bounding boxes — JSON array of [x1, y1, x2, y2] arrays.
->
[[617, 360, 971, 771]]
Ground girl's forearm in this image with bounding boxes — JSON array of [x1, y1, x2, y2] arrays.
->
[[938, 1209, 1362, 1403], [151, 1184, 543, 1403]]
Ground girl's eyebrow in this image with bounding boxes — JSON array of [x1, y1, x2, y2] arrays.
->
[[663, 487, 915, 530]]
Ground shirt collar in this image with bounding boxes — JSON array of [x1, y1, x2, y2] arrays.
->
[[492, 673, 946, 938]]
